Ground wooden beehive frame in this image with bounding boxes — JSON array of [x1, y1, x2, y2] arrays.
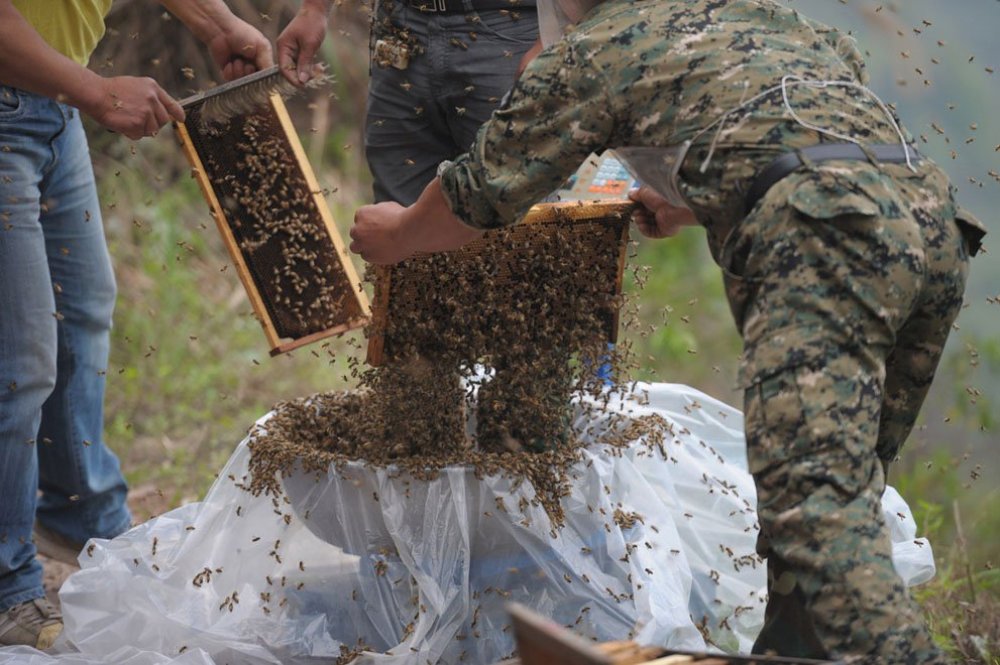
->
[[506, 603, 841, 665], [175, 93, 371, 356], [366, 199, 634, 366]]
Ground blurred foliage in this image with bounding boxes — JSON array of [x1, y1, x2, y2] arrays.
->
[[620, 232, 740, 400]]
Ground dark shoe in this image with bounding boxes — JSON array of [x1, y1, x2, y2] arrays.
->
[[33, 523, 85, 567], [0, 598, 63, 649]]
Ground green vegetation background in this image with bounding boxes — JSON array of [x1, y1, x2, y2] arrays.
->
[[86, 0, 996, 660]]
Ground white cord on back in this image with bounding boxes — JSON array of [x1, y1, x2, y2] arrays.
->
[[779, 75, 915, 171], [690, 74, 916, 173]]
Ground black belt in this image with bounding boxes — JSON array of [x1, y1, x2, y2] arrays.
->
[[406, 0, 535, 11], [745, 143, 921, 214]]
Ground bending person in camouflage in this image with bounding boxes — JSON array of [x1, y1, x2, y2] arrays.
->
[[349, 0, 986, 662]]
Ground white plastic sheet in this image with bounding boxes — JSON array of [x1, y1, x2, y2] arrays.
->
[[0, 383, 935, 665], [883, 485, 936, 587]]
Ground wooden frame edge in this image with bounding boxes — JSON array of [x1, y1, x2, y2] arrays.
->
[[270, 93, 373, 323], [364, 265, 392, 366], [610, 216, 631, 345], [271, 316, 371, 357]]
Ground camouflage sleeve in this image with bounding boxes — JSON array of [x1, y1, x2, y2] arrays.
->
[[439, 38, 616, 230]]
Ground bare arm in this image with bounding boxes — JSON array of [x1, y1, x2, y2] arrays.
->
[[0, 0, 183, 138], [158, 0, 273, 80], [275, 0, 332, 85], [350, 178, 484, 264]]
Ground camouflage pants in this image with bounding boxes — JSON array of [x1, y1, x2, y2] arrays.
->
[[720, 161, 970, 663]]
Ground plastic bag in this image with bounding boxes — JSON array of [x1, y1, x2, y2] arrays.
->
[[0, 383, 934, 665], [882, 485, 936, 586], [0, 645, 216, 665]]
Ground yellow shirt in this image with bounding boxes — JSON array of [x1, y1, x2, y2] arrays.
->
[[12, 0, 114, 66]]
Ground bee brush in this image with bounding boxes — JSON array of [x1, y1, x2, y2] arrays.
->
[[179, 64, 332, 128]]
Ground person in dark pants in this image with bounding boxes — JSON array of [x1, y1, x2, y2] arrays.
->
[[278, 0, 539, 206], [364, 0, 538, 205]]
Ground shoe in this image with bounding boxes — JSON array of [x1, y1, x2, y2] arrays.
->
[[0, 598, 63, 649], [33, 523, 85, 567]]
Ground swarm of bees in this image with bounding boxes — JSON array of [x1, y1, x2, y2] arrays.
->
[[245, 204, 659, 526]]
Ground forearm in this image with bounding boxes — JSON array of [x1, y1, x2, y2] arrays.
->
[[400, 178, 483, 254], [0, 1, 103, 109], [158, 0, 243, 43], [349, 179, 483, 264]]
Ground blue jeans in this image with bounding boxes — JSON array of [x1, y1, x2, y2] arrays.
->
[[0, 86, 131, 611]]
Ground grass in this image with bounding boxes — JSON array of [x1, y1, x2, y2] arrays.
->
[[911, 502, 1000, 663]]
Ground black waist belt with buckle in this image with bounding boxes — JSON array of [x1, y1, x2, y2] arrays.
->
[[744, 143, 921, 214], [405, 0, 535, 11]]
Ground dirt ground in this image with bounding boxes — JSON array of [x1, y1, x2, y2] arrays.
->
[[41, 485, 179, 609]]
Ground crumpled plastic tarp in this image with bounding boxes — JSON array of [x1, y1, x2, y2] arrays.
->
[[0, 383, 934, 665]]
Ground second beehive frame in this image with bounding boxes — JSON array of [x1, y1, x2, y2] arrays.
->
[[176, 92, 371, 356], [366, 199, 634, 366]]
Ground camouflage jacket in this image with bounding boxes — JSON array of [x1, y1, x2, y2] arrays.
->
[[439, 0, 986, 257]]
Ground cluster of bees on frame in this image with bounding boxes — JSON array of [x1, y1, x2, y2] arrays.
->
[[185, 102, 353, 339]]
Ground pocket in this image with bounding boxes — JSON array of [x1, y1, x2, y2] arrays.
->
[[736, 320, 837, 391], [724, 166, 887, 282], [743, 365, 807, 475], [0, 85, 23, 118], [954, 206, 987, 257], [786, 166, 883, 221]]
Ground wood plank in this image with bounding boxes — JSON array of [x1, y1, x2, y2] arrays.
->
[[613, 646, 671, 665], [507, 603, 612, 665], [364, 264, 392, 366], [271, 316, 370, 356]]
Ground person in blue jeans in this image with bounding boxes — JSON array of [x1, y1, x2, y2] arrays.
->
[[0, 0, 272, 649]]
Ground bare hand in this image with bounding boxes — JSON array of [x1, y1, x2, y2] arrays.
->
[[351, 179, 484, 264], [207, 19, 274, 81], [628, 186, 699, 239], [350, 202, 411, 264], [84, 76, 184, 140], [276, 5, 329, 85]]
